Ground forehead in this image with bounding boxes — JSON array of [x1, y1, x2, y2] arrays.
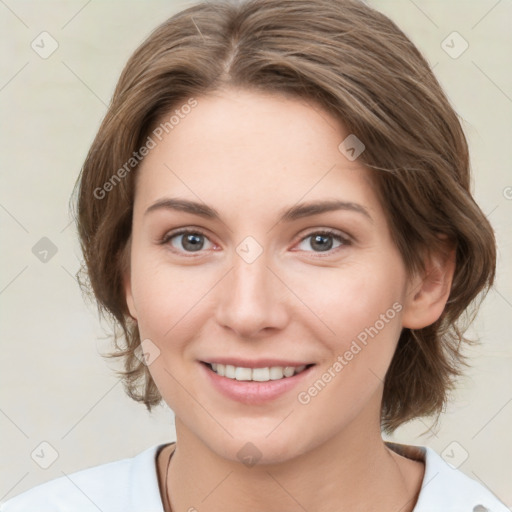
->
[[134, 87, 383, 224]]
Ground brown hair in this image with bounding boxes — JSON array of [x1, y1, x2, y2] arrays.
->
[[73, 0, 496, 433]]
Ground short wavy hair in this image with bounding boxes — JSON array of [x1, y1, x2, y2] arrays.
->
[[73, 0, 496, 433]]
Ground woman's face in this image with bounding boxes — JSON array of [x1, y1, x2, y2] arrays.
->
[[125, 87, 419, 463]]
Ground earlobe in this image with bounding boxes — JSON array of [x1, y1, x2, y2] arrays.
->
[[401, 243, 456, 330]]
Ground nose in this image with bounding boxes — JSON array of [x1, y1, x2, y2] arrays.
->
[[214, 248, 289, 338]]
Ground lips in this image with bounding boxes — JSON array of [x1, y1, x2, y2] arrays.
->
[[199, 359, 316, 404]]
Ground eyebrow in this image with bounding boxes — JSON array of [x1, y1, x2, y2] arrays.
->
[[144, 197, 373, 223]]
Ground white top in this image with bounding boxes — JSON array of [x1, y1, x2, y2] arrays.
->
[[1, 442, 508, 511]]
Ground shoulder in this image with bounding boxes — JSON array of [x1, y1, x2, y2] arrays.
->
[[387, 442, 509, 512], [0, 444, 168, 512]]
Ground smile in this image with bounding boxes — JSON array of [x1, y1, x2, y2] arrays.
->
[[200, 360, 316, 404], [206, 362, 312, 381]]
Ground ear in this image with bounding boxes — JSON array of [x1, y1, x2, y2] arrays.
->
[[401, 238, 456, 330]]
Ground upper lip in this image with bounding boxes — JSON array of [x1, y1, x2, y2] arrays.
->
[[201, 358, 314, 368]]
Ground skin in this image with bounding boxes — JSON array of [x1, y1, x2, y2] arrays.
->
[[124, 86, 455, 512]]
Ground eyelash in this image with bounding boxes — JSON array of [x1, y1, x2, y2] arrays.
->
[[159, 228, 352, 257]]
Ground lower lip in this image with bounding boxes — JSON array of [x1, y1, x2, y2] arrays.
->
[[200, 362, 315, 405]]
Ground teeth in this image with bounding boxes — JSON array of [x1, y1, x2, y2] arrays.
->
[[283, 366, 295, 377], [225, 365, 236, 379], [209, 363, 308, 381], [235, 367, 252, 381], [252, 367, 270, 381], [269, 366, 285, 380]]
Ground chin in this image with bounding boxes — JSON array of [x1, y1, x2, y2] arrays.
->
[[203, 429, 309, 467]]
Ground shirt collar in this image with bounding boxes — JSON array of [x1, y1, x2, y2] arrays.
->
[[141, 442, 507, 512], [384, 441, 508, 512]]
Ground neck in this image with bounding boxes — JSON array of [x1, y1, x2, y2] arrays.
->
[[166, 410, 423, 512]]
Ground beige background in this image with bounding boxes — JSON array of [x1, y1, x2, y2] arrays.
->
[[1, 0, 511, 506]]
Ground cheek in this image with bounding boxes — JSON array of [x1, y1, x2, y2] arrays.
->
[[128, 259, 210, 404], [296, 257, 404, 338], [294, 275, 404, 430], [129, 254, 215, 350], [296, 256, 406, 389]]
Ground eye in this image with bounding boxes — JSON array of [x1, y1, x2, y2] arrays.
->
[[295, 229, 351, 254], [161, 229, 215, 254], [160, 228, 351, 256]]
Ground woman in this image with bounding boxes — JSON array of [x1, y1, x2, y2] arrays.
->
[[1, 0, 508, 510]]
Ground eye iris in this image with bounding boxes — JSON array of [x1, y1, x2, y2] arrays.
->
[[311, 233, 333, 252], [182, 233, 204, 251], [173, 232, 340, 253]]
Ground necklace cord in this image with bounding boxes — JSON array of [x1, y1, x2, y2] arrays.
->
[[163, 443, 176, 512]]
